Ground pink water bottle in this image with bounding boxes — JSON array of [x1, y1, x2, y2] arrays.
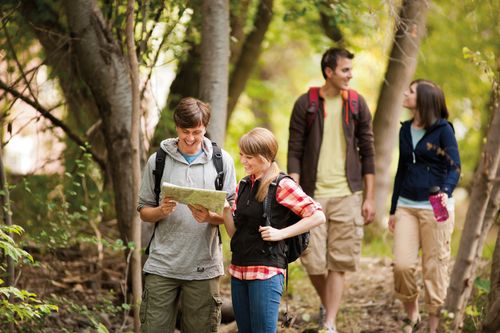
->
[[429, 186, 449, 222]]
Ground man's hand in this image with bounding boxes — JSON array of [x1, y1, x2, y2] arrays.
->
[[259, 226, 285, 241], [362, 198, 375, 225], [159, 197, 177, 217], [188, 204, 210, 223], [388, 214, 396, 233]]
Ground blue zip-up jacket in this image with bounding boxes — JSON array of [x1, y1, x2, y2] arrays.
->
[[390, 119, 461, 214]]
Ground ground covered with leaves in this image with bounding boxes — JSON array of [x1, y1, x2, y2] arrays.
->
[[11, 232, 491, 333]]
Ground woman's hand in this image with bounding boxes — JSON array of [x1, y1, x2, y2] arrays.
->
[[188, 204, 210, 223], [388, 214, 396, 233], [159, 197, 177, 217], [259, 226, 285, 241]]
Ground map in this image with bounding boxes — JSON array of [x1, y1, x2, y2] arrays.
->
[[161, 182, 227, 215]]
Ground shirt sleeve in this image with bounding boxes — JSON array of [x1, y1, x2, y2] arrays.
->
[[276, 178, 322, 218]]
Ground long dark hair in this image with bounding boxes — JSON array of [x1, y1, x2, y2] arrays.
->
[[412, 79, 449, 129]]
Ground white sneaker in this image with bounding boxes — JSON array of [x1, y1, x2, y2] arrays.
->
[[319, 326, 338, 333]]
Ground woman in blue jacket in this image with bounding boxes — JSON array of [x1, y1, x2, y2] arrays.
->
[[388, 79, 460, 333]]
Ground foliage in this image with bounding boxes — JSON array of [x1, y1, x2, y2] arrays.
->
[[462, 277, 490, 332], [0, 225, 58, 329], [8, 147, 109, 250], [415, 0, 499, 183]]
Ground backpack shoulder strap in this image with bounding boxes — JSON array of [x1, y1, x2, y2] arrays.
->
[[342, 89, 360, 125], [237, 176, 250, 204], [211, 141, 224, 191], [153, 148, 167, 206], [306, 87, 321, 132], [263, 173, 289, 227], [348, 89, 359, 115]]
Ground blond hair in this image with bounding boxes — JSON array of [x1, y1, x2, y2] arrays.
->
[[239, 128, 281, 202]]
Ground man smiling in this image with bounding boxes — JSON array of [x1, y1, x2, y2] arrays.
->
[[137, 97, 236, 333], [287, 48, 376, 333]]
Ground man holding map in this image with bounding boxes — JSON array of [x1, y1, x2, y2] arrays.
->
[[137, 97, 236, 333]]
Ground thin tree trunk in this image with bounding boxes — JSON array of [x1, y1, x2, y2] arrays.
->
[[64, 0, 135, 249], [0, 144, 14, 288], [229, 0, 251, 65], [200, 0, 230, 145], [126, 0, 142, 331], [318, 1, 344, 45], [226, 0, 273, 124], [372, 0, 430, 224], [443, 79, 500, 332]]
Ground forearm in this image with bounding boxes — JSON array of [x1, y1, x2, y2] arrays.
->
[[281, 210, 325, 239], [222, 207, 236, 237], [140, 206, 167, 223], [206, 212, 224, 225], [363, 173, 375, 201]]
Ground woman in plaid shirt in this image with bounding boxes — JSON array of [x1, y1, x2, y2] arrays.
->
[[222, 127, 325, 333]]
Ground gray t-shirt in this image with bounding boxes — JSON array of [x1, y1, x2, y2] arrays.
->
[[138, 137, 236, 280]]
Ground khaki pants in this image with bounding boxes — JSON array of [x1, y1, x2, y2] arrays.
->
[[301, 193, 364, 274], [140, 274, 222, 333], [393, 207, 454, 315]]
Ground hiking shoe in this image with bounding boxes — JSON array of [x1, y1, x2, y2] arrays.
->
[[402, 317, 421, 333], [319, 326, 338, 333], [318, 304, 326, 329]]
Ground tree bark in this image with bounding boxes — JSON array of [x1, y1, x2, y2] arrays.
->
[[200, 0, 230, 145], [64, 0, 135, 246], [481, 225, 500, 332], [125, 0, 142, 331], [226, 0, 273, 124], [19, 0, 107, 171], [229, 0, 251, 65], [0, 144, 14, 288], [318, 1, 344, 45], [443, 79, 500, 331], [372, 0, 430, 224]]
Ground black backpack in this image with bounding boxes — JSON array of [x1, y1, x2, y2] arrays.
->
[[237, 173, 310, 263], [262, 173, 310, 263], [262, 173, 310, 327], [145, 141, 224, 255]]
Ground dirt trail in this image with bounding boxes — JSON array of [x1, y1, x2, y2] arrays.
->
[[220, 256, 404, 333]]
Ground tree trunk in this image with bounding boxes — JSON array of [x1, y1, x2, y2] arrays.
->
[[318, 1, 344, 45], [226, 0, 273, 124], [64, 0, 135, 247], [481, 225, 500, 332], [372, 0, 430, 224], [0, 144, 14, 288], [200, 0, 230, 145], [443, 79, 500, 331], [229, 0, 251, 65], [126, 0, 142, 331], [19, 0, 107, 172]]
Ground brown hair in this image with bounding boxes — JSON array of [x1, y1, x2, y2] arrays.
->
[[321, 47, 354, 79], [239, 127, 281, 202], [173, 97, 211, 128], [412, 79, 449, 129]]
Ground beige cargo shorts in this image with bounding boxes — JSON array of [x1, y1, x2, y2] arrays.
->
[[301, 192, 364, 274]]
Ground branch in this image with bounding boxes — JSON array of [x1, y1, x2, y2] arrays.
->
[[140, 7, 186, 100], [227, 0, 274, 121], [0, 79, 106, 170]]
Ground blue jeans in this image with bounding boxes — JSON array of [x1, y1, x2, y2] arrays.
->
[[231, 274, 284, 333]]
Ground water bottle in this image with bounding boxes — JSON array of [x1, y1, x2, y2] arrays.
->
[[429, 186, 449, 222]]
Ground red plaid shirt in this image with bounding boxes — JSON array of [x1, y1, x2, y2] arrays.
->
[[229, 176, 322, 280]]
